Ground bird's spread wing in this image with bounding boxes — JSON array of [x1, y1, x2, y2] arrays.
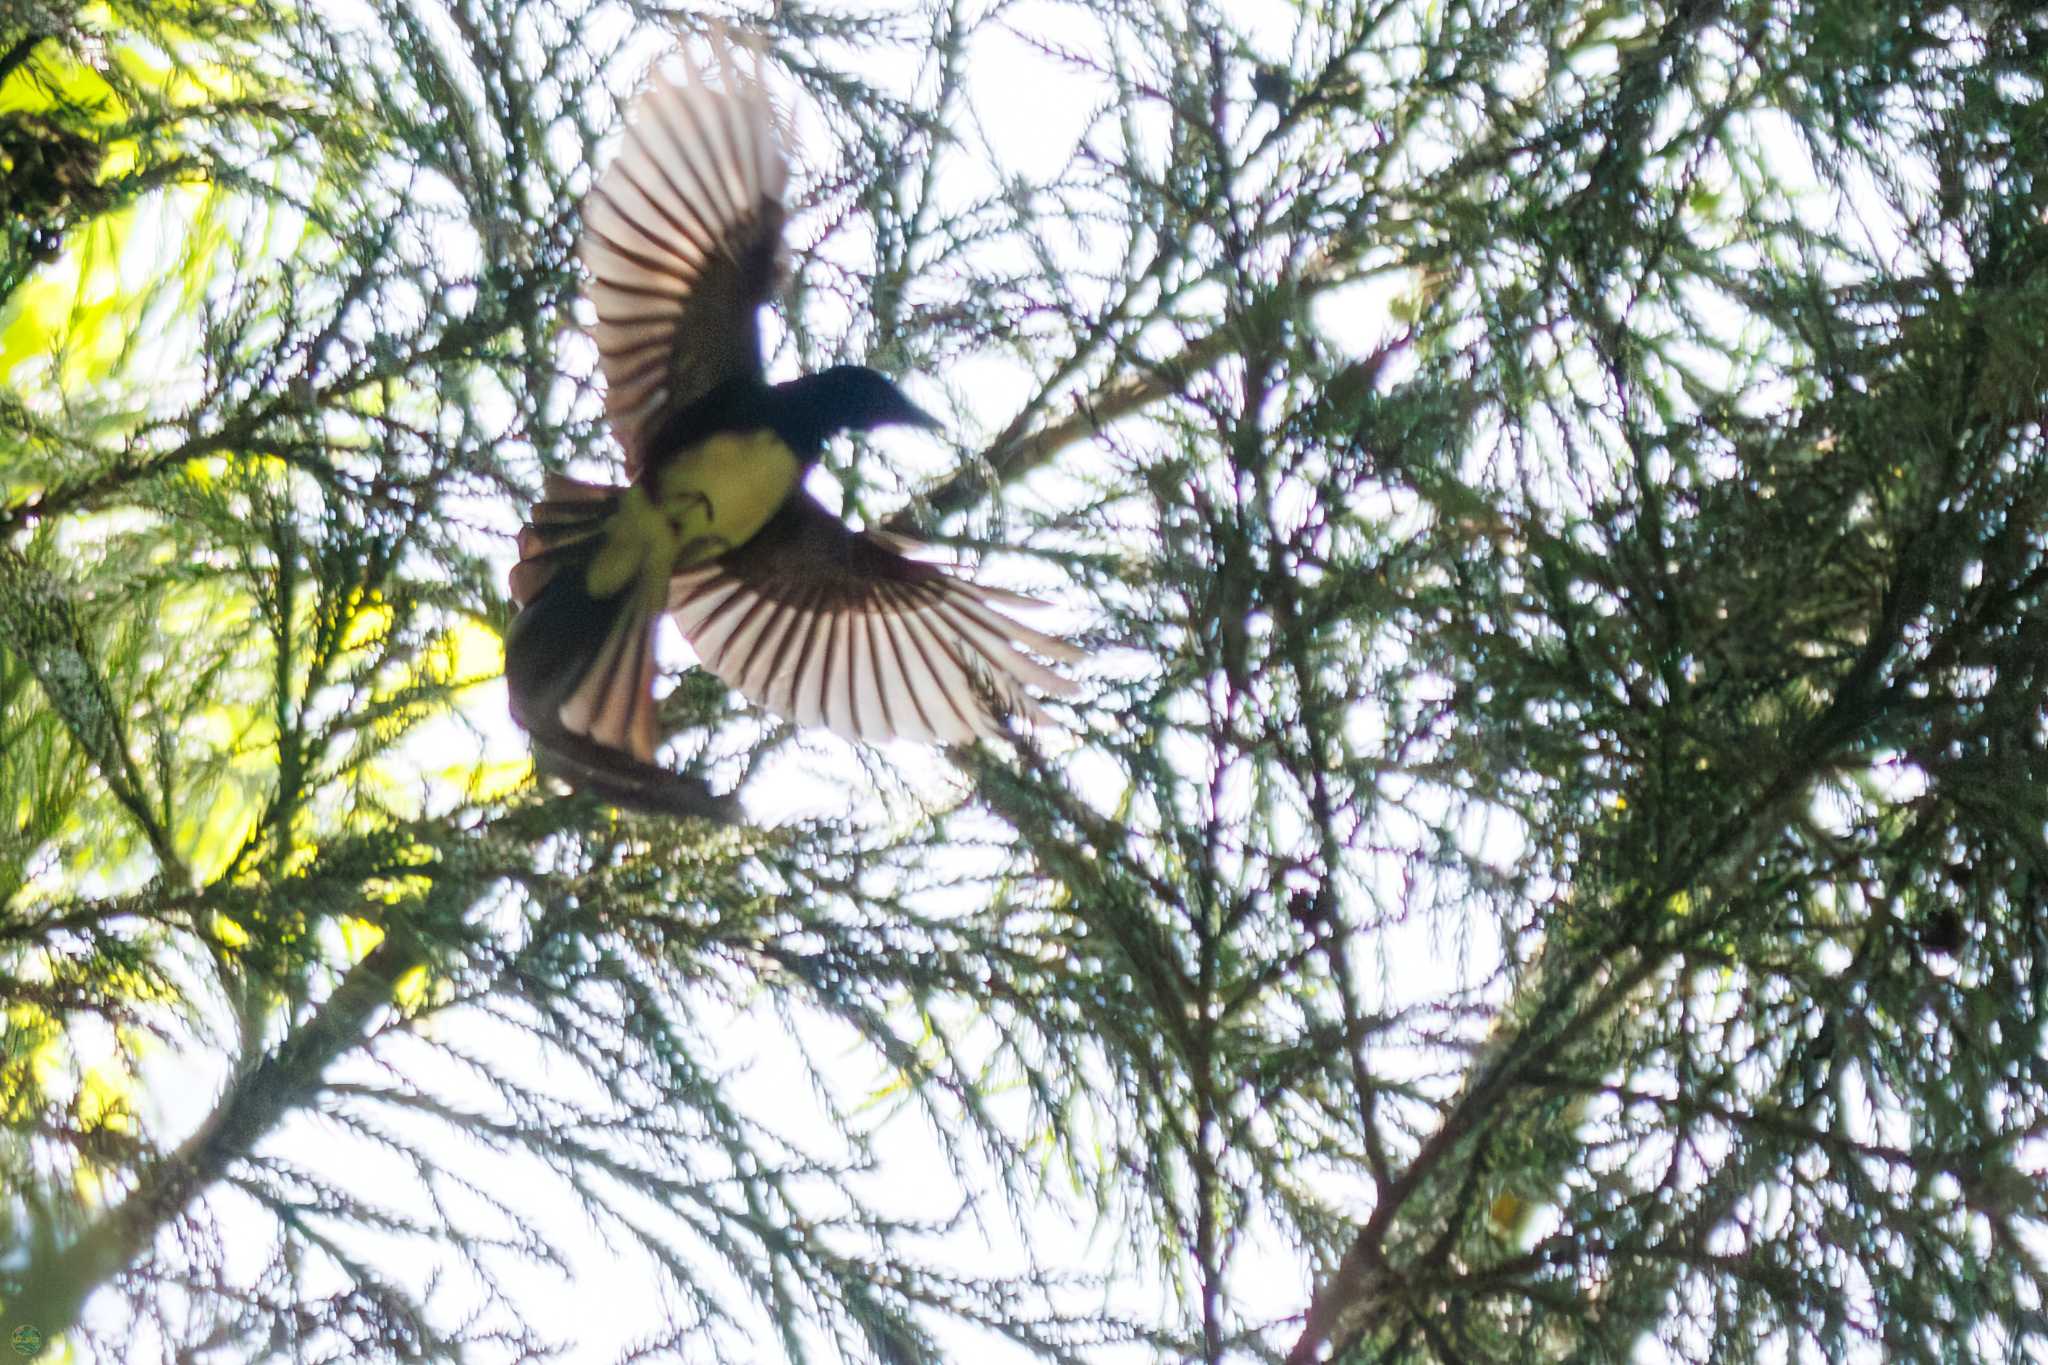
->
[[582, 48, 788, 477], [504, 474, 665, 765], [666, 492, 1083, 745]]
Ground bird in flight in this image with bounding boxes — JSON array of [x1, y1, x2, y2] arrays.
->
[[503, 44, 1082, 809]]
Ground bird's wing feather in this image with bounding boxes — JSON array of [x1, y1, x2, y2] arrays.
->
[[667, 492, 1082, 745], [582, 49, 788, 477], [503, 479, 665, 765]]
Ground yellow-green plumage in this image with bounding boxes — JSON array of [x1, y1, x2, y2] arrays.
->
[[586, 429, 802, 607], [655, 428, 803, 562]]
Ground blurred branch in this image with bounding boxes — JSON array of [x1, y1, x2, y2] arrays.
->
[[0, 546, 182, 879], [893, 257, 1359, 531], [0, 929, 427, 1341]]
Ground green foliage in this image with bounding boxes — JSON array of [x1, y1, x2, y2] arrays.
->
[[1, 0, 2045, 1362]]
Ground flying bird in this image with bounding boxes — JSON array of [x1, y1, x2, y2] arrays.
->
[[503, 46, 1081, 806]]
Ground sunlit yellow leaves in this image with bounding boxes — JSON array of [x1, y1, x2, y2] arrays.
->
[[425, 617, 504, 692], [350, 620, 508, 811], [340, 596, 395, 655], [390, 962, 429, 1014], [75, 1064, 137, 1138], [0, 1003, 64, 1124], [157, 577, 256, 640], [177, 788, 262, 888], [0, 275, 75, 383], [0, 39, 126, 128], [95, 135, 140, 180], [364, 873, 433, 907], [360, 617, 503, 712], [95, 964, 177, 1008], [0, 196, 216, 396], [2, 0, 252, 127], [389, 961, 452, 1017], [1, 13, 251, 399], [445, 758, 531, 805], [331, 615, 509, 822], [337, 915, 385, 962], [108, 38, 248, 111], [210, 913, 251, 949], [44, 220, 144, 386]]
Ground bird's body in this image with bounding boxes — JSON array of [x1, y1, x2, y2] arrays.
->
[[503, 47, 1079, 802], [583, 381, 810, 615]]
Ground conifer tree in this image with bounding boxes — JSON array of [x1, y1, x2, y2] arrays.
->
[[2, 0, 2044, 1362]]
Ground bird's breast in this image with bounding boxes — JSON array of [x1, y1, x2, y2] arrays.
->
[[583, 429, 801, 608], [654, 428, 802, 562]]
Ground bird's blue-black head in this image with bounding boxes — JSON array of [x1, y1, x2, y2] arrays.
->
[[769, 364, 939, 455]]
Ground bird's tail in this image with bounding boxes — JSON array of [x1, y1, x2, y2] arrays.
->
[[504, 474, 666, 767]]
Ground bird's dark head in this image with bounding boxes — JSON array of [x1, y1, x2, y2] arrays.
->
[[772, 365, 939, 454]]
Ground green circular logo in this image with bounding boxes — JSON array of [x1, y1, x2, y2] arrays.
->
[[8, 1326, 43, 1359]]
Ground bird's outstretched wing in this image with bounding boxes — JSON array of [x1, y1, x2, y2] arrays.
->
[[666, 492, 1083, 745], [582, 47, 788, 478]]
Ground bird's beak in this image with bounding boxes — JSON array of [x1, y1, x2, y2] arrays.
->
[[902, 402, 943, 431]]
